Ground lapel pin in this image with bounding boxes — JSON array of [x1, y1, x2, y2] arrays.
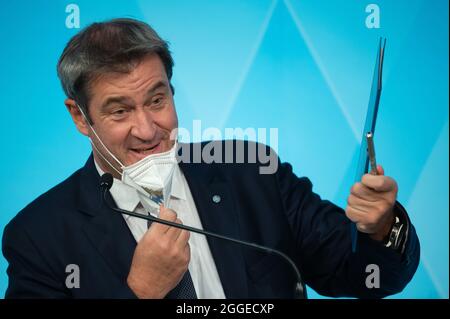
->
[[212, 194, 221, 204]]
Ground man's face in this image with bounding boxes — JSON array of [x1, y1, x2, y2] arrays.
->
[[78, 54, 178, 173]]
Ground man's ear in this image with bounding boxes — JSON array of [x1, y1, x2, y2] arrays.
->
[[65, 99, 90, 136]]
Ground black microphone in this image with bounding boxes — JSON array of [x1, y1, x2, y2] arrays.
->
[[100, 173, 305, 299]]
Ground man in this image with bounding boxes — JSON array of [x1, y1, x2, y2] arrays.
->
[[2, 18, 419, 299]]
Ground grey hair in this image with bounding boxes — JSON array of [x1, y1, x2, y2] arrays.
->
[[57, 18, 174, 122]]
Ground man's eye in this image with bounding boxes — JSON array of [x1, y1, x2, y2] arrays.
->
[[111, 109, 128, 118], [151, 96, 164, 107]]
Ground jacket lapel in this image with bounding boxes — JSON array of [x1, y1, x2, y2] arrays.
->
[[76, 148, 250, 297], [77, 155, 136, 282], [179, 151, 249, 298]]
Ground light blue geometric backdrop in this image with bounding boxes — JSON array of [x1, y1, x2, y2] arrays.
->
[[0, 0, 448, 298]]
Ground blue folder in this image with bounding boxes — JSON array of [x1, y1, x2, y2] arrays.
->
[[351, 38, 386, 252]]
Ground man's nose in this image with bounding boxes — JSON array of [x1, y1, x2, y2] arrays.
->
[[130, 108, 157, 141]]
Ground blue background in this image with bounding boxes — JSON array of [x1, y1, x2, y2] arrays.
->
[[0, 0, 448, 298]]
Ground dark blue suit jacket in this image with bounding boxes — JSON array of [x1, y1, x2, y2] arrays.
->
[[2, 141, 419, 298]]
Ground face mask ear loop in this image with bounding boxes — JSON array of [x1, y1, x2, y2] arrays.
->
[[89, 138, 123, 177], [76, 103, 124, 176]]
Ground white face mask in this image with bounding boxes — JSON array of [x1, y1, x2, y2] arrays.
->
[[121, 143, 177, 214], [77, 104, 177, 215]]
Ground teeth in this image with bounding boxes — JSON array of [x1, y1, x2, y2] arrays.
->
[[135, 147, 152, 152], [132, 144, 158, 153]]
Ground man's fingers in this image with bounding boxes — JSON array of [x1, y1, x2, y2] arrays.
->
[[347, 194, 377, 212], [376, 164, 384, 175], [151, 206, 178, 234], [369, 164, 385, 175], [176, 229, 191, 247], [356, 223, 370, 233], [361, 174, 397, 193], [165, 218, 183, 239], [350, 182, 383, 202], [183, 243, 191, 264], [346, 207, 374, 234], [345, 206, 367, 223]]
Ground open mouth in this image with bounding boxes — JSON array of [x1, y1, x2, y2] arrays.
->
[[130, 142, 160, 155]]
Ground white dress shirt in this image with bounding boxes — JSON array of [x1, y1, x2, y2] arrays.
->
[[94, 160, 226, 299]]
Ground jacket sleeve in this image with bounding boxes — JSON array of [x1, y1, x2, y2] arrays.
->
[[276, 161, 420, 298], [2, 220, 69, 298]]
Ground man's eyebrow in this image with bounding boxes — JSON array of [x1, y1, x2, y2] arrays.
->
[[145, 81, 168, 96], [100, 96, 133, 111], [100, 81, 168, 110]]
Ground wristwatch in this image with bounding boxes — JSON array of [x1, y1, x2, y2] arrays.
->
[[383, 214, 407, 251]]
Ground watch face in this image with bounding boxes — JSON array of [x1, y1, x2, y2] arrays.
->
[[392, 224, 404, 250], [385, 216, 405, 250]]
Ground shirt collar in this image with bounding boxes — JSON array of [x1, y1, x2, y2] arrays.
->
[[170, 164, 187, 201]]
